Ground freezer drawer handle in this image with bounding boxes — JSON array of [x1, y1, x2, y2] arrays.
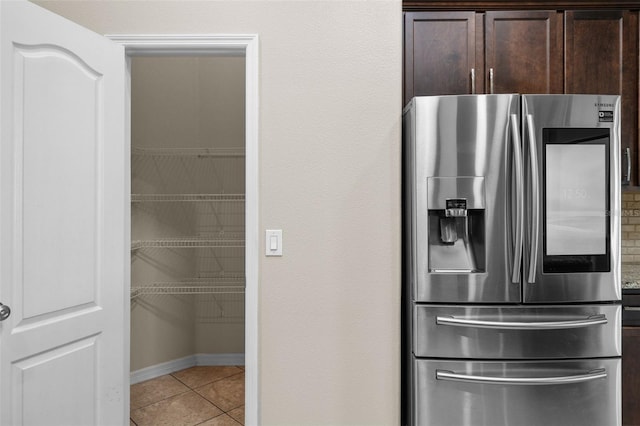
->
[[435, 314, 607, 329], [436, 368, 607, 385]]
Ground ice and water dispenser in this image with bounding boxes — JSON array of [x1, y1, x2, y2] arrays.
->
[[427, 176, 486, 273]]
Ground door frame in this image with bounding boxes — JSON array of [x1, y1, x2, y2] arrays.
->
[[108, 34, 260, 425]]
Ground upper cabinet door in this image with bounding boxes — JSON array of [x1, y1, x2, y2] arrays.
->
[[404, 12, 478, 105], [0, 1, 127, 424], [485, 11, 563, 94], [565, 10, 639, 186]]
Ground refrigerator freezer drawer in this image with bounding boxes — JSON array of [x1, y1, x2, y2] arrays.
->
[[414, 304, 621, 359], [412, 358, 621, 426]]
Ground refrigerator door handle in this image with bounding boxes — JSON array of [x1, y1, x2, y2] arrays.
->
[[510, 114, 524, 284], [525, 114, 540, 284], [435, 314, 607, 329], [436, 368, 607, 385]]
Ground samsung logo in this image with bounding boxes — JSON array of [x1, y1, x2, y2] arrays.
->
[[595, 103, 614, 107]]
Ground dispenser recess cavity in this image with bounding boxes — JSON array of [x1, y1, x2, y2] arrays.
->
[[426, 176, 486, 273]]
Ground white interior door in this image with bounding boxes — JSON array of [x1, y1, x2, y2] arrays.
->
[[0, 1, 127, 424]]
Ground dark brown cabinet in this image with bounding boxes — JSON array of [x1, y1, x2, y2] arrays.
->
[[403, 10, 562, 105], [623, 326, 640, 425], [564, 10, 638, 185], [403, 12, 477, 104], [485, 11, 563, 94]]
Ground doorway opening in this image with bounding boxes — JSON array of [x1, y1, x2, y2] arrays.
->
[[109, 34, 259, 425]]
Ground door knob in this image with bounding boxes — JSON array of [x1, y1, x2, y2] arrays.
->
[[0, 303, 11, 321]]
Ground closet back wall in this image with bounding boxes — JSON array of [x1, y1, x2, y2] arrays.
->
[[130, 56, 246, 371]]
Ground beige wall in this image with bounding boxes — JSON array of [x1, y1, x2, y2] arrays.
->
[[33, 1, 402, 424]]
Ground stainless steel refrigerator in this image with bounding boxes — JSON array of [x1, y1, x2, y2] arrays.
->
[[402, 94, 621, 426]]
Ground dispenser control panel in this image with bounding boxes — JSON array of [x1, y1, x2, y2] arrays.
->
[[445, 199, 467, 217]]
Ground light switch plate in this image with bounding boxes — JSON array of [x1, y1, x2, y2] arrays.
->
[[265, 229, 283, 256]]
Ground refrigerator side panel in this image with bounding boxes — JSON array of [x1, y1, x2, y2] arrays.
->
[[401, 100, 416, 426], [412, 94, 521, 303], [404, 100, 417, 304], [521, 94, 621, 303]]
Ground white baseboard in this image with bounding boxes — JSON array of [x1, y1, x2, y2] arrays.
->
[[130, 353, 245, 385]]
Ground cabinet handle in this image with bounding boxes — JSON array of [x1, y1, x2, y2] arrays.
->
[[489, 68, 494, 94], [470, 68, 476, 94], [623, 147, 631, 185]]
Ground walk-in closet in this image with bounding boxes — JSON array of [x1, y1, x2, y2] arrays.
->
[[129, 55, 246, 379]]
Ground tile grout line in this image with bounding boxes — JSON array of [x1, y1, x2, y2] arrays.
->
[[130, 387, 193, 411], [191, 372, 246, 415], [187, 370, 245, 424], [130, 366, 245, 425], [131, 368, 240, 410], [130, 389, 223, 425], [170, 368, 244, 391]]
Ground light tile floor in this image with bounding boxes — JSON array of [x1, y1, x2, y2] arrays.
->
[[130, 366, 245, 426]]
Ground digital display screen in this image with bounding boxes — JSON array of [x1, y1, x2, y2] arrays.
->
[[542, 127, 610, 273], [545, 144, 606, 255]]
